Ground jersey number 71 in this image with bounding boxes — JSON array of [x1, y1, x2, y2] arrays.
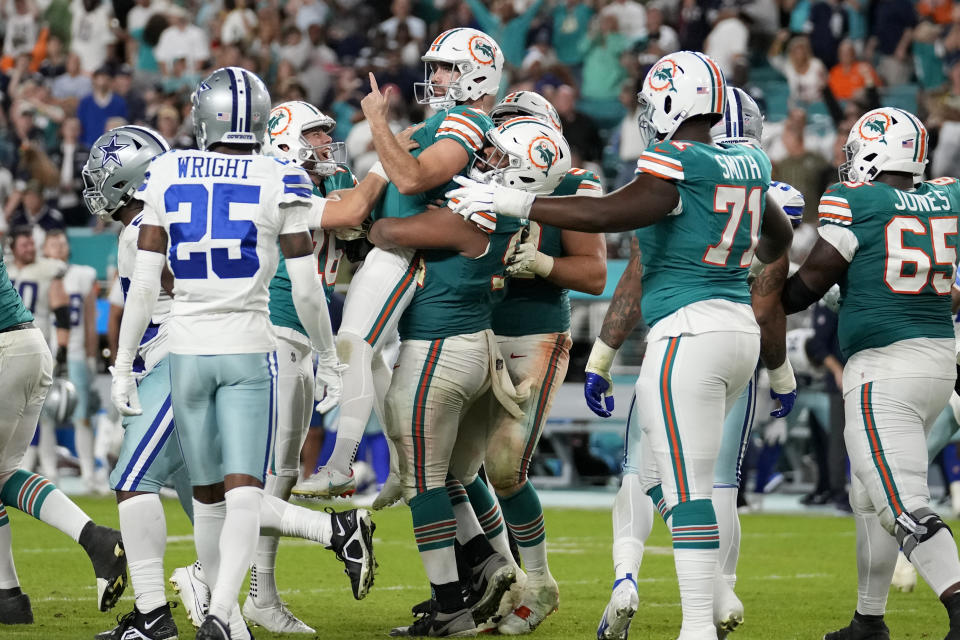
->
[[703, 186, 762, 267]]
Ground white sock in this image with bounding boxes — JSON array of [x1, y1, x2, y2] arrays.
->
[[229, 602, 248, 639], [371, 350, 392, 426], [250, 475, 298, 604], [907, 527, 960, 597], [259, 494, 332, 545], [118, 494, 167, 613], [612, 474, 652, 582], [0, 505, 18, 589], [453, 500, 486, 545], [674, 548, 719, 636], [328, 333, 376, 475], [74, 419, 96, 483], [208, 487, 262, 621], [37, 486, 91, 542], [854, 512, 897, 615], [37, 417, 58, 481], [712, 486, 740, 587], [193, 499, 226, 604]]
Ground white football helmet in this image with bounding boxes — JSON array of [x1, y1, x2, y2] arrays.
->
[[637, 51, 727, 149], [490, 91, 562, 132], [840, 107, 928, 183], [416, 28, 503, 111], [264, 101, 345, 177], [474, 116, 571, 195], [711, 86, 763, 147]]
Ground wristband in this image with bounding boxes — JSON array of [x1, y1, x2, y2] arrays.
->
[[368, 161, 388, 181], [585, 338, 618, 374], [767, 358, 796, 394]]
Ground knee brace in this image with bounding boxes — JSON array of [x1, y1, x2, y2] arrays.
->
[[895, 508, 953, 560]]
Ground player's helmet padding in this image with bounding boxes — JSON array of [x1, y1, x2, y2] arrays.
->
[[82, 125, 170, 219], [840, 107, 928, 183], [192, 66, 271, 150], [416, 28, 503, 111], [264, 101, 346, 177], [473, 116, 571, 196]]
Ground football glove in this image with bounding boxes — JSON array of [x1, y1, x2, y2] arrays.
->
[[506, 242, 554, 278], [767, 359, 797, 418], [109, 365, 142, 417], [315, 350, 348, 414], [584, 338, 617, 417], [768, 180, 805, 227], [446, 175, 535, 219]]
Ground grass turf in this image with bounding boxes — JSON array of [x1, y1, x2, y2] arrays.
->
[[2, 495, 953, 639]]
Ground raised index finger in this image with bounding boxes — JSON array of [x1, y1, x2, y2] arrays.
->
[[368, 72, 380, 95]]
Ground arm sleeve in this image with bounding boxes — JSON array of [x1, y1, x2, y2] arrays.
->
[[285, 253, 335, 354], [114, 250, 164, 372], [305, 195, 327, 230]]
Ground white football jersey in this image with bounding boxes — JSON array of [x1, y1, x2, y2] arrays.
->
[[118, 215, 174, 373], [61, 263, 98, 361], [7, 257, 67, 338], [135, 150, 312, 355]]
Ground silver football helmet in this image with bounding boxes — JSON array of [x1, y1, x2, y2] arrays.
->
[[711, 86, 763, 147], [42, 378, 78, 425], [82, 125, 170, 220], [192, 67, 271, 150]]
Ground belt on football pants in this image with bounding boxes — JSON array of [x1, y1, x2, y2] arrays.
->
[[0, 321, 36, 333]]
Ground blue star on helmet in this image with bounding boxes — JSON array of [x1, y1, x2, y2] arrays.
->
[[98, 134, 129, 168]]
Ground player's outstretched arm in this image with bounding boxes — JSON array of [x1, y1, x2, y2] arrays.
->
[[317, 172, 389, 229], [781, 238, 850, 314], [369, 207, 489, 257]]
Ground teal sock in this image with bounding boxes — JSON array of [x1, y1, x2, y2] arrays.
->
[[464, 477, 504, 540], [647, 483, 672, 524], [410, 487, 458, 586], [0, 470, 90, 542], [500, 481, 546, 548], [670, 499, 719, 550]]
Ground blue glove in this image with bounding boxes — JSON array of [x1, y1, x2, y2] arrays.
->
[[770, 388, 797, 418], [585, 372, 614, 417], [768, 180, 805, 228]]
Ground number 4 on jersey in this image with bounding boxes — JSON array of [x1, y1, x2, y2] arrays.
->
[[703, 185, 762, 267]]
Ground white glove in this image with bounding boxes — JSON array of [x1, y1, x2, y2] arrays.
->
[[109, 364, 142, 417], [821, 283, 841, 312], [314, 350, 348, 414], [506, 242, 554, 278], [446, 175, 535, 219]]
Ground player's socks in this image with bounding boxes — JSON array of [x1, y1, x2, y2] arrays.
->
[[0, 504, 19, 589], [500, 481, 549, 578], [249, 475, 298, 605], [0, 470, 90, 541], [853, 512, 897, 615], [647, 484, 673, 525], [460, 477, 515, 565], [75, 419, 97, 486], [193, 499, 225, 611], [208, 487, 262, 622], [117, 494, 167, 614], [671, 499, 720, 635], [410, 488, 459, 586], [712, 486, 740, 587], [258, 493, 332, 545], [611, 474, 652, 582], [327, 332, 376, 475]]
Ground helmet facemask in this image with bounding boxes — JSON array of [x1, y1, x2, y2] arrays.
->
[[415, 61, 466, 111], [81, 164, 133, 220], [470, 139, 519, 185], [635, 92, 660, 150], [297, 124, 346, 177]]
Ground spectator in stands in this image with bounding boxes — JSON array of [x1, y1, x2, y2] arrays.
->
[[866, 0, 917, 85], [379, 0, 426, 49], [221, 0, 258, 47], [928, 60, 960, 178], [278, 24, 312, 70], [6, 180, 65, 244], [704, 3, 749, 84], [771, 109, 832, 223], [294, 0, 329, 34], [769, 32, 827, 105], [677, 0, 713, 51], [612, 79, 644, 188], [114, 65, 146, 125], [464, 0, 546, 69], [917, 0, 954, 25], [154, 4, 210, 76], [51, 53, 92, 113], [552, 0, 594, 71], [2, 0, 39, 64], [70, 0, 120, 74], [641, 4, 680, 59], [127, 3, 167, 79], [76, 66, 128, 147], [551, 83, 602, 165], [50, 117, 88, 226], [827, 38, 880, 101], [805, 0, 849, 69], [38, 35, 67, 80], [7, 101, 59, 185], [154, 103, 192, 149], [942, 5, 960, 70], [600, 0, 647, 45], [578, 13, 629, 129]]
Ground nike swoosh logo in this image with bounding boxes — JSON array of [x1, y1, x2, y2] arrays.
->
[[143, 615, 164, 630], [335, 519, 346, 538], [509, 353, 526, 359]]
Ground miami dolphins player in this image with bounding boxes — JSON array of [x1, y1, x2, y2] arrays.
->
[[301, 28, 504, 502], [588, 86, 803, 640], [781, 106, 960, 640], [449, 52, 794, 639], [111, 68, 368, 640], [245, 100, 389, 634]]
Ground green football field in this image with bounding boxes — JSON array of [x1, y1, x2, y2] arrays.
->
[[2, 496, 954, 639]]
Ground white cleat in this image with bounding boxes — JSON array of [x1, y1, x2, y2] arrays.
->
[[713, 576, 744, 639], [169, 562, 209, 628], [292, 466, 357, 498], [498, 574, 559, 635], [596, 576, 638, 640], [373, 472, 403, 510], [891, 552, 916, 593], [242, 597, 316, 634]]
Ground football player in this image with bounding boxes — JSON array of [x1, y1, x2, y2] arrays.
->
[[300, 28, 504, 502], [781, 107, 960, 640], [110, 68, 368, 640], [42, 229, 102, 492], [449, 52, 794, 639]]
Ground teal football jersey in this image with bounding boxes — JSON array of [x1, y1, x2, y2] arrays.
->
[[372, 106, 493, 221], [268, 165, 356, 338], [0, 254, 33, 331], [818, 178, 960, 358], [492, 168, 603, 336], [633, 140, 772, 326]]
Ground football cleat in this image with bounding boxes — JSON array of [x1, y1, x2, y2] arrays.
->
[[890, 552, 916, 593], [0, 591, 33, 625], [823, 616, 890, 640], [95, 602, 178, 640], [81, 522, 128, 611], [466, 552, 516, 624], [170, 563, 210, 629], [326, 508, 376, 600], [292, 467, 356, 498], [714, 577, 744, 639], [197, 615, 231, 640], [373, 472, 403, 510], [596, 575, 638, 640], [497, 574, 559, 635], [389, 601, 476, 637], [242, 597, 315, 634]]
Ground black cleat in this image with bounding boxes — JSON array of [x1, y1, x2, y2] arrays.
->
[[465, 553, 516, 624], [196, 615, 230, 640], [95, 603, 178, 640], [823, 616, 890, 640], [80, 522, 128, 611], [0, 591, 33, 625], [326, 508, 376, 600], [390, 601, 475, 637]]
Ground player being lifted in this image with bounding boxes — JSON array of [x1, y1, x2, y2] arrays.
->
[[449, 51, 793, 639], [296, 27, 504, 502], [780, 107, 960, 640], [111, 67, 369, 640], [590, 87, 803, 640]]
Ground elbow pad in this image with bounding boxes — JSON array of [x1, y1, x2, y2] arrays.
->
[[53, 305, 71, 329]]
